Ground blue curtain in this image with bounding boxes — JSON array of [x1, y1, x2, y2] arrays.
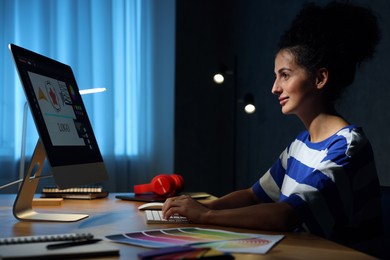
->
[[0, 0, 175, 192]]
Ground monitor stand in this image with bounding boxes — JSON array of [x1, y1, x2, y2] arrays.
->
[[13, 139, 88, 222]]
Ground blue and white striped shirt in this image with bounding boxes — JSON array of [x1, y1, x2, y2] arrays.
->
[[252, 125, 381, 243]]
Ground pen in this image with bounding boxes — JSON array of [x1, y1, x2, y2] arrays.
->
[[46, 238, 102, 250]]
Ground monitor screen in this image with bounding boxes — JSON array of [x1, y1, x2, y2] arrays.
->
[[9, 44, 108, 189]]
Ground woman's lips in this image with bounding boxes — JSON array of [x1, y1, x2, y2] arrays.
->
[[279, 96, 289, 106]]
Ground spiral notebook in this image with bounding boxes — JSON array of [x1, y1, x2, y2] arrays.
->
[[0, 241, 119, 259], [0, 233, 119, 259]]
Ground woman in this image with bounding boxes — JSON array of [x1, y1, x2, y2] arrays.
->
[[163, 1, 382, 249]]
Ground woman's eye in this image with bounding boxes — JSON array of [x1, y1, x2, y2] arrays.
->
[[282, 73, 289, 79]]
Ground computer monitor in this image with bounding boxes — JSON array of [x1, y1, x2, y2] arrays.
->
[[9, 44, 109, 222]]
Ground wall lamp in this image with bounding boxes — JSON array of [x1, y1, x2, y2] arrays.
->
[[212, 65, 233, 85], [244, 93, 256, 114], [213, 73, 225, 84], [212, 64, 255, 114]]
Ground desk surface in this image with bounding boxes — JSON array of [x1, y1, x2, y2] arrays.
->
[[0, 193, 374, 259]]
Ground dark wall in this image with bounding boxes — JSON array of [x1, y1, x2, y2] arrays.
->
[[174, 0, 236, 196], [175, 0, 390, 197]]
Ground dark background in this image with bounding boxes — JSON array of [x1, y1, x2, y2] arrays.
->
[[174, 0, 390, 197]]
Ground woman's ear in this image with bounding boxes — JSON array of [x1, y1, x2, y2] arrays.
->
[[316, 68, 329, 89]]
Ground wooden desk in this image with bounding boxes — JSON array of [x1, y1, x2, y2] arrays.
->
[[0, 193, 374, 259]]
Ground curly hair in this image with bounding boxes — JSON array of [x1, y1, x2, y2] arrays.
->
[[278, 1, 381, 103]]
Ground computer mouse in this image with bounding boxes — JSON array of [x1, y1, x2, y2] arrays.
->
[[137, 202, 164, 210]]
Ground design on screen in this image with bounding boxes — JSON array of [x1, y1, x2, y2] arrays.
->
[[28, 72, 86, 147]]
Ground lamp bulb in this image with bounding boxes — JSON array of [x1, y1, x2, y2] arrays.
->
[[244, 104, 256, 114], [213, 74, 224, 84]]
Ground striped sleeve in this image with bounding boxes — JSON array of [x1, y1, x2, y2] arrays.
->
[[252, 147, 289, 202]]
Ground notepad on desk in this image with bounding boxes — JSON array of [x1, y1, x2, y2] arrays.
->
[[0, 240, 119, 259]]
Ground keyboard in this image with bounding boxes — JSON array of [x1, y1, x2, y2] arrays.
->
[[145, 210, 188, 224], [0, 233, 94, 245]]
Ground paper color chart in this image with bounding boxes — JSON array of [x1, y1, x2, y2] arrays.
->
[[106, 228, 284, 254]]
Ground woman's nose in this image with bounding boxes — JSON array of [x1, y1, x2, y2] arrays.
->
[[271, 80, 281, 95]]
